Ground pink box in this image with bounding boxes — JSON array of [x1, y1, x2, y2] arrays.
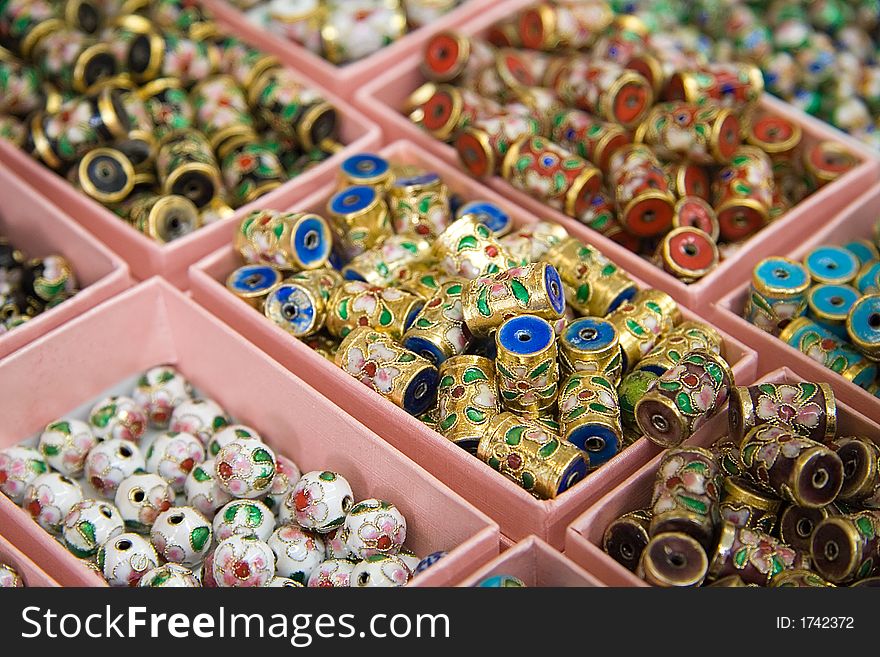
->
[[0, 278, 499, 587], [564, 366, 878, 587], [458, 535, 602, 586], [0, 18, 380, 290], [0, 531, 59, 587], [713, 182, 880, 419], [189, 139, 758, 548], [354, 16, 880, 309], [0, 165, 130, 360], [201, 0, 510, 102]]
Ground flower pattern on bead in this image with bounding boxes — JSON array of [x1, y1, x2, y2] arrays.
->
[[558, 375, 618, 422], [213, 536, 275, 587], [0, 564, 22, 588], [215, 438, 275, 498], [290, 471, 352, 532], [308, 559, 354, 587], [0, 447, 47, 502], [344, 341, 401, 395], [25, 482, 64, 530], [730, 527, 801, 582]]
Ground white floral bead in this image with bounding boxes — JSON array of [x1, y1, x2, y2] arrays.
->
[[138, 563, 201, 587], [98, 533, 159, 587], [268, 524, 325, 584], [170, 398, 231, 446], [0, 446, 47, 504], [21, 472, 83, 534], [212, 534, 276, 587], [265, 454, 301, 515], [114, 473, 174, 533], [62, 498, 125, 558], [207, 424, 262, 458], [288, 470, 353, 532], [84, 439, 145, 499], [38, 418, 97, 477], [212, 499, 275, 542], [150, 506, 213, 567], [342, 498, 406, 560], [88, 396, 148, 442], [214, 437, 276, 499], [307, 558, 355, 587], [133, 366, 193, 428], [350, 554, 410, 587], [145, 431, 206, 492]]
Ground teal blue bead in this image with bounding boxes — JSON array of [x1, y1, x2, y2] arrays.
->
[[477, 574, 526, 587], [806, 284, 859, 338], [856, 261, 880, 295], [846, 294, 880, 360], [843, 240, 879, 266], [803, 246, 860, 285], [780, 317, 877, 389]]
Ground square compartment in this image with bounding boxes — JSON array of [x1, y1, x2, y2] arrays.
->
[[0, 531, 58, 587], [190, 139, 758, 547], [0, 278, 499, 587], [564, 366, 878, 586]]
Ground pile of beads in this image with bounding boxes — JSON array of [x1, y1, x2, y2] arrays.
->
[[604, 379, 880, 587], [402, 4, 858, 283], [1, 236, 77, 335], [0, 364, 444, 587], [224, 151, 737, 500], [744, 239, 880, 394], [615, 0, 880, 149], [0, 562, 24, 587], [244, 0, 464, 65], [0, 0, 341, 242]]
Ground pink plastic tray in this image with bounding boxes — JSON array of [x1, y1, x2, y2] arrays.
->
[[0, 278, 499, 587], [0, 531, 59, 587], [0, 166, 130, 360], [354, 15, 880, 309], [713, 182, 880, 419], [0, 14, 380, 290], [458, 535, 602, 586], [564, 366, 879, 587], [202, 0, 512, 101], [189, 139, 758, 547]]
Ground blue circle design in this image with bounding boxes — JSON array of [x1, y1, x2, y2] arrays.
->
[[804, 246, 859, 284], [402, 336, 446, 365], [843, 241, 876, 266], [456, 200, 511, 235], [340, 153, 389, 181], [477, 575, 525, 588], [402, 367, 438, 416], [607, 286, 637, 313], [564, 318, 616, 352], [393, 172, 440, 189], [754, 257, 810, 291], [557, 454, 588, 495], [544, 265, 566, 314], [265, 283, 315, 336], [229, 264, 280, 294], [849, 296, 880, 347], [414, 551, 447, 574], [856, 262, 880, 295], [567, 425, 619, 468], [341, 267, 366, 282], [404, 302, 424, 330], [292, 215, 331, 267], [808, 284, 858, 320], [330, 186, 376, 216], [498, 315, 554, 356]]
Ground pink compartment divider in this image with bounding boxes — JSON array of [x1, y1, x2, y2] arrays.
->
[[713, 182, 880, 419], [0, 13, 380, 290], [457, 535, 602, 586], [564, 366, 879, 587], [189, 139, 758, 548], [0, 531, 59, 587], [354, 17, 880, 309], [0, 278, 499, 587], [202, 0, 511, 101], [0, 166, 131, 359]]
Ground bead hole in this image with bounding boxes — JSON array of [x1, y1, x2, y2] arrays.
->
[[796, 518, 814, 538], [869, 313, 880, 329], [119, 445, 132, 458], [682, 243, 698, 257], [844, 456, 857, 479], [651, 413, 669, 433], [169, 514, 184, 525], [620, 542, 634, 560], [304, 230, 320, 249], [830, 296, 844, 306], [358, 572, 370, 585], [117, 539, 132, 551], [101, 506, 113, 518], [516, 330, 531, 343], [282, 303, 298, 320], [773, 268, 790, 280], [60, 476, 75, 485], [664, 546, 686, 569], [585, 437, 606, 452], [812, 467, 830, 489], [342, 496, 353, 513], [578, 327, 598, 341], [824, 540, 840, 562], [643, 210, 656, 223], [132, 489, 145, 503], [414, 382, 429, 400]]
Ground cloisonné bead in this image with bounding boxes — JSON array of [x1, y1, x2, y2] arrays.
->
[[708, 521, 807, 586], [844, 241, 879, 267], [666, 62, 763, 118], [519, 0, 612, 51], [342, 235, 431, 286], [558, 372, 621, 467], [220, 139, 286, 209], [713, 146, 774, 243], [156, 130, 221, 210], [289, 471, 354, 534], [226, 264, 282, 309], [0, 56, 43, 117], [435, 355, 500, 454], [635, 101, 741, 164], [321, 0, 406, 65], [145, 431, 205, 493], [421, 32, 496, 83], [402, 278, 469, 365], [657, 227, 719, 282], [268, 524, 325, 584], [212, 534, 275, 587], [308, 558, 356, 587], [461, 263, 565, 339], [549, 107, 630, 172], [338, 153, 393, 189], [728, 380, 837, 444], [558, 317, 622, 384], [213, 499, 275, 542], [84, 439, 145, 499], [739, 425, 844, 508], [671, 196, 718, 241], [214, 436, 276, 499], [121, 192, 202, 243], [207, 425, 263, 459], [650, 447, 720, 547], [72, 147, 134, 204], [350, 555, 410, 587], [607, 289, 680, 374], [803, 245, 860, 286], [0, 0, 61, 58], [746, 114, 802, 163], [0, 446, 47, 504], [31, 25, 117, 94], [542, 237, 636, 317], [98, 533, 159, 586], [778, 318, 877, 389], [802, 141, 859, 190], [637, 349, 732, 448], [770, 569, 833, 588], [342, 499, 407, 560], [638, 532, 708, 587], [495, 315, 559, 415], [21, 472, 84, 534], [336, 328, 438, 415], [455, 112, 543, 179], [326, 281, 423, 340], [603, 508, 651, 572], [846, 294, 880, 361], [265, 268, 341, 338], [136, 77, 194, 141], [38, 418, 97, 477], [191, 74, 253, 150], [139, 563, 200, 587], [477, 574, 526, 587], [115, 472, 174, 533], [606, 143, 675, 238], [133, 365, 193, 428], [807, 284, 859, 338], [635, 321, 723, 377], [831, 436, 880, 507], [170, 398, 230, 447], [387, 173, 452, 238], [456, 200, 512, 238], [719, 476, 782, 535], [150, 506, 212, 567], [326, 185, 392, 260], [477, 412, 589, 500], [62, 498, 125, 558], [501, 135, 603, 221], [811, 510, 880, 584], [0, 564, 23, 588], [184, 458, 233, 517], [432, 214, 515, 280], [779, 504, 842, 554], [745, 257, 810, 336]]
